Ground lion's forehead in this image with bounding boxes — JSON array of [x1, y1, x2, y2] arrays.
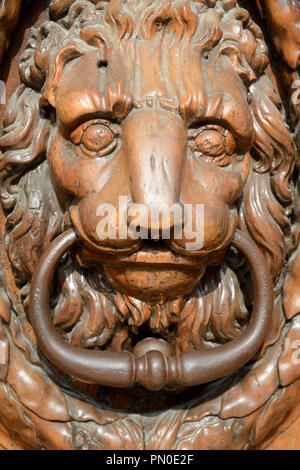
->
[[38, 0, 265, 147]]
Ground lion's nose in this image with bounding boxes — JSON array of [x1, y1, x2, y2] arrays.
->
[[122, 108, 187, 211]]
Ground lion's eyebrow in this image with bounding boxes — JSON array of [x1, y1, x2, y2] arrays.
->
[[56, 87, 133, 130]]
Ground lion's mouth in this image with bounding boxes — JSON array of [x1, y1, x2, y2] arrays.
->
[[69, 203, 237, 271], [76, 241, 206, 304], [70, 199, 235, 302], [78, 240, 205, 268]]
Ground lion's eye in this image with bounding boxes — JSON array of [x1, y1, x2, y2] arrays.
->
[[191, 126, 236, 167], [70, 120, 118, 158], [195, 130, 225, 156], [81, 124, 114, 153]]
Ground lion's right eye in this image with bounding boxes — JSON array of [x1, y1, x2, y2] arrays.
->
[[82, 124, 114, 153], [70, 120, 118, 158], [195, 129, 225, 157]]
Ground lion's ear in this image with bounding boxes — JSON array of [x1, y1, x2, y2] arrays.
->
[[19, 22, 65, 92], [40, 43, 84, 109]]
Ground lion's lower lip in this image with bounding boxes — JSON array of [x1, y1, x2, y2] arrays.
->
[[113, 242, 197, 267]]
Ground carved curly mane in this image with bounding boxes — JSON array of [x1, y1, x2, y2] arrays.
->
[[0, 0, 296, 353]]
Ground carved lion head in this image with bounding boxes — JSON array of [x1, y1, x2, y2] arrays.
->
[[0, 0, 299, 450]]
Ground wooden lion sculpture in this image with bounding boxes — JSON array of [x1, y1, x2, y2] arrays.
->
[[0, 0, 299, 450]]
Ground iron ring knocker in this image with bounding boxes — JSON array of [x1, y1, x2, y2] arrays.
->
[[29, 229, 273, 391]]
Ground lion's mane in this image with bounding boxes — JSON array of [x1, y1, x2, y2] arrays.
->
[[0, 0, 296, 352]]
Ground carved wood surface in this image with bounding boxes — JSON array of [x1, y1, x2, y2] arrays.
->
[[0, 0, 22, 66], [0, 0, 299, 450]]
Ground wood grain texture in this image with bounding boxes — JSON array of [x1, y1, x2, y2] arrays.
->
[[0, 0, 22, 66], [266, 414, 300, 450]]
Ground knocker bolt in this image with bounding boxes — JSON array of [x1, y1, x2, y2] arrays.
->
[[133, 338, 175, 391]]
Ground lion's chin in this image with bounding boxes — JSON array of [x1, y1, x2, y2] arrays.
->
[[103, 264, 205, 303]]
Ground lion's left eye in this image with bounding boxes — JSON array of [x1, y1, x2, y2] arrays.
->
[[191, 125, 236, 167], [195, 129, 225, 156]]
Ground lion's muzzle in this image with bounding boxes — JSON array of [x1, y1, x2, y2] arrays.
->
[[56, 107, 241, 301]]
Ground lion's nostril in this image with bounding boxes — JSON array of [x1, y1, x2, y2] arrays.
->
[[127, 203, 184, 242], [98, 59, 108, 68]]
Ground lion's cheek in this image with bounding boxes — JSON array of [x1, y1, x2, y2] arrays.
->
[[171, 200, 237, 259], [48, 136, 126, 200], [70, 194, 140, 253], [181, 153, 250, 205]]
